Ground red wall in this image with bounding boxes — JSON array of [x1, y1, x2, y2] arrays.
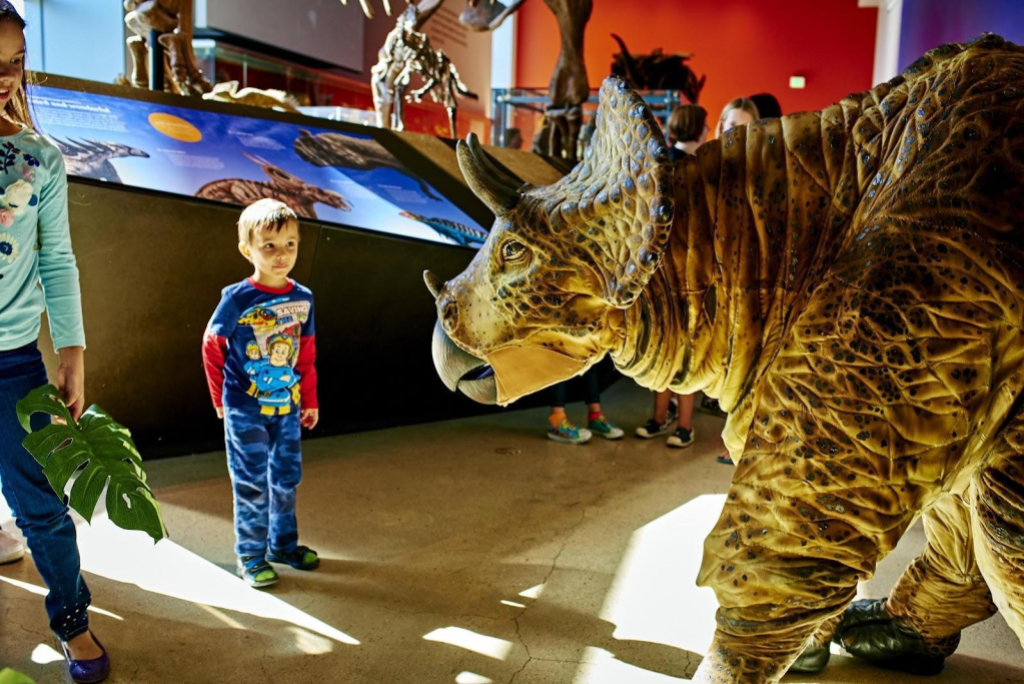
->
[[515, 0, 877, 129]]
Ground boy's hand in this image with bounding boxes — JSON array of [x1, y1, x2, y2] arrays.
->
[[301, 408, 319, 430], [57, 346, 85, 422], [216, 407, 225, 419]]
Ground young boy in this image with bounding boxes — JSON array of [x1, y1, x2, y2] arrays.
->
[[202, 199, 320, 588]]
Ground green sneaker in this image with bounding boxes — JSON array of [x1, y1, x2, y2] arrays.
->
[[548, 419, 592, 444], [237, 555, 278, 588], [267, 545, 320, 570], [588, 415, 624, 440]]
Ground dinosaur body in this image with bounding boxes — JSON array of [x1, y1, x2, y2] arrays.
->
[[294, 129, 442, 201], [429, 36, 1024, 682], [196, 153, 350, 219], [53, 138, 150, 183]]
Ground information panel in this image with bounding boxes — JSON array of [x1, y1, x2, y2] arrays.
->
[[30, 85, 488, 248]]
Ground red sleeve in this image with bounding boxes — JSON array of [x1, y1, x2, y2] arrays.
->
[[202, 331, 229, 409], [297, 334, 318, 410]]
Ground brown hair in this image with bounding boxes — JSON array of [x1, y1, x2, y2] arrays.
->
[[668, 105, 707, 144], [0, 5, 32, 130], [715, 97, 760, 139], [237, 198, 298, 245]]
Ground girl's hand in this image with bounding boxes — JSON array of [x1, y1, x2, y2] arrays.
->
[[301, 408, 319, 430], [57, 346, 85, 422]]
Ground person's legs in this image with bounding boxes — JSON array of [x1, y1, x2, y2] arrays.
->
[[653, 391, 672, 424], [581, 368, 623, 440], [267, 412, 302, 555], [637, 390, 674, 439], [0, 345, 98, 657], [547, 380, 590, 444], [549, 380, 568, 424], [224, 408, 272, 558], [676, 393, 694, 430], [666, 393, 696, 448]]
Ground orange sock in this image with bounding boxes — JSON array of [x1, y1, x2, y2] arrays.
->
[[549, 410, 566, 429]]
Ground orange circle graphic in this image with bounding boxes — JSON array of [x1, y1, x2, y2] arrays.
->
[[148, 113, 202, 143]]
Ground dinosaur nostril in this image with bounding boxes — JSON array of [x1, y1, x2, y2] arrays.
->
[[441, 298, 459, 331]]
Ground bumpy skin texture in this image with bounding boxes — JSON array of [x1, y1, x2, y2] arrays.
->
[[435, 36, 1024, 683]]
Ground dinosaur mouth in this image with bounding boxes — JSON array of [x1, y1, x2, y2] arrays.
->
[[432, 321, 498, 405], [432, 321, 586, 406]]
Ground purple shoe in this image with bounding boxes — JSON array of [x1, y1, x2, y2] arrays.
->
[[61, 632, 110, 683]]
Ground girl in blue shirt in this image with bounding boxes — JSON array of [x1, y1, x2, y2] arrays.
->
[[0, 3, 109, 682]]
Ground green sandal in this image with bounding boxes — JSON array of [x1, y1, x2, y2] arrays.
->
[[237, 555, 278, 588], [267, 545, 320, 570]]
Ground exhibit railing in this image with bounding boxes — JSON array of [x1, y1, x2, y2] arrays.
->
[[490, 87, 689, 149]]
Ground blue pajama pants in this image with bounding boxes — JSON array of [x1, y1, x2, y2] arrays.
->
[[223, 407, 302, 558]]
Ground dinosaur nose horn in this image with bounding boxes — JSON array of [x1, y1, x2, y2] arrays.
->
[[424, 270, 444, 299]]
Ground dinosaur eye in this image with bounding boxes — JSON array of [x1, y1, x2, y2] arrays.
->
[[501, 240, 528, 264]]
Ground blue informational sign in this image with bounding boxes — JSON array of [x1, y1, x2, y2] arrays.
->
[[29, 85, 488, 248]]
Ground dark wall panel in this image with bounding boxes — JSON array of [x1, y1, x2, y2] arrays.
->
[[39, 182, 518, 459]]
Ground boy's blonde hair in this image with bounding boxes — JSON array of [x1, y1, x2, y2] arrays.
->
[[237, 199, 298, 245]]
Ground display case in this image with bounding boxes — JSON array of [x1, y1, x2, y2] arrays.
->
[[31, 73, 492, 249]]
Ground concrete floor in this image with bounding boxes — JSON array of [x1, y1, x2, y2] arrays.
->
[[2, 381, 1024, 683]]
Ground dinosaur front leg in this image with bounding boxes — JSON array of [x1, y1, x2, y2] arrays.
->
[[832, 492, 996, 675], [691, 477, 875, 683]]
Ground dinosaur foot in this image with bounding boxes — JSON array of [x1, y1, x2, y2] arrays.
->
[[789, 642, 830, 674], [832, 598, 960, 676]]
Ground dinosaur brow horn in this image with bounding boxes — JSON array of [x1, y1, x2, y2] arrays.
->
[[456, 132, 524, 216]]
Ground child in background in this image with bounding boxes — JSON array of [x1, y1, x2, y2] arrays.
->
[[202, 199, 320, 588]]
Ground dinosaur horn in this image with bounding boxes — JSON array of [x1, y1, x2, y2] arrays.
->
[[456, 132, 522, 216], [423, 270, 444, 299]]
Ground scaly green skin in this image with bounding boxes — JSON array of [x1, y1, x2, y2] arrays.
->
[[435, 35, 1024, 682]]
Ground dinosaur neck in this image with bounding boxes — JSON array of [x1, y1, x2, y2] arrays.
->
[[613, 126, 835, 413]]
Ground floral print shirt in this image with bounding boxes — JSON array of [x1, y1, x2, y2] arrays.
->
[[0, 126, 83, 352]]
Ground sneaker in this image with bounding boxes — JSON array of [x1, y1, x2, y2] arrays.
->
[[237, 555, 279, 588], [267, 545, 320, 570], [667, 427, 694, 448], [0, 529, 24, 564], [548, 419, 592, 444], [635, 418, 670, 439], [588, 415, 624, 440]]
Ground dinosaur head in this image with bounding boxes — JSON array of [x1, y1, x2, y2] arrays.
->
[[430, 77, 674, 405]]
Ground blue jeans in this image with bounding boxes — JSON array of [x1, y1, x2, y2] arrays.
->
[[0, 343, 91, 641], [224, 407, 302, 557]]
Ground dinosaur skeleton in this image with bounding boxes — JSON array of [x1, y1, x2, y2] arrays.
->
[[123, 0, 213, 96], [351, 0, 589, 162], [370, 3, 477, 137]]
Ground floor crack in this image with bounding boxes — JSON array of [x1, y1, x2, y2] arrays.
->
[[508, 492, 603, 684]]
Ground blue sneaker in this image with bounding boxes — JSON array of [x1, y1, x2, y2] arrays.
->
[[548, 419, 592, 444]]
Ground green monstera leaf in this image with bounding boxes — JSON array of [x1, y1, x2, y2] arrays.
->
[[16, 384, 168, 543], [0, 669, 36, 684]]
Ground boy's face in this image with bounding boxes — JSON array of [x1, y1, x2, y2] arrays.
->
[[241, 219, 299, 283]]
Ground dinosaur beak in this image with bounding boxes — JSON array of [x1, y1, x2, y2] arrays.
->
[[432, 320, 587, 406], [432, 321, 498, 405]]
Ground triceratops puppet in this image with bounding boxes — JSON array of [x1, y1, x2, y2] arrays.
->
[[428, 35, 1024, 683]]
